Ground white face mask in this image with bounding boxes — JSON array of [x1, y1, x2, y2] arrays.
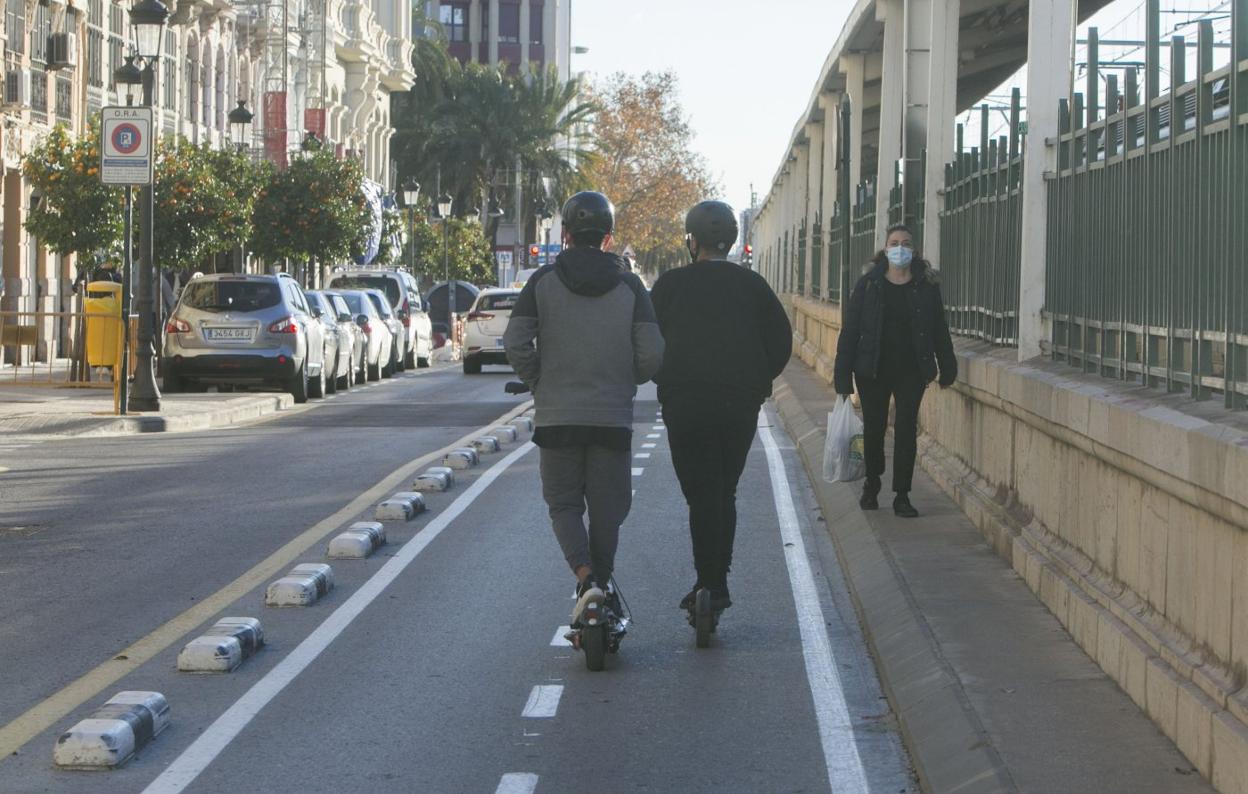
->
[[886, 245, 913, 269]]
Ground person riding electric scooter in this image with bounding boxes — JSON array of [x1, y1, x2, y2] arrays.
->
[[503, 190, 665, 670]]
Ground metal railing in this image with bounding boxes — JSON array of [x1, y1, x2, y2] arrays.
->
[[1046, 20, 1247, 408], [941, 90, 1024, 346], [0, 310, 134, 414]]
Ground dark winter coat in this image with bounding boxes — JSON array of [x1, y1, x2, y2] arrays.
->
[[833, 258, 957, 395]]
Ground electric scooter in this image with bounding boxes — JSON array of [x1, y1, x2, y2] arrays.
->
[[687, 588, 722, 648]]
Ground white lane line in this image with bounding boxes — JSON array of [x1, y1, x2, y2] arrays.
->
[[550, 626, 572, 647], [631, 468, 644, 477], [646, 433, 661, 439], [521, 685, 564, 718], [758, 413, 870, 793], [634, 452, 651, 459], [651, 425, 664, 431], [495, 773, 539, 794], [642, 443, 657, 449], [141, 442, 537, 794]]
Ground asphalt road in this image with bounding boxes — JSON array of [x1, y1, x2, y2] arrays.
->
[[0, 364, 914, 793]]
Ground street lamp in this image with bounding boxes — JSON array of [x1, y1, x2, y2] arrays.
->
[[112, 55, 143, 412], [228, 99, 253, 152], [402, 178, 420, 276], [126, 0, 168, 413], [437, 193, 454, 354], [114, 55, 142, 105]]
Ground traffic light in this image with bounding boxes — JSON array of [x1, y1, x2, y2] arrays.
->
[[743, 243, 753, 268], [529, 244, 541, 262]]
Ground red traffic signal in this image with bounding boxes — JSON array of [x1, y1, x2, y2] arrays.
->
[[529, 245, 540, 257], [744, 244, 753, 255]]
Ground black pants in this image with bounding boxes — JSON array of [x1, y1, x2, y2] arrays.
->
[[662, 394, 760, 589], [856, 372, 927, 494]]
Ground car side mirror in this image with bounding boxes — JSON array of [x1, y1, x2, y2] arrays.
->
[[356, 314, 369, 326], [396, 309, 409, 321], [310, 306, 323, 319], [338, 313, 352, 323]]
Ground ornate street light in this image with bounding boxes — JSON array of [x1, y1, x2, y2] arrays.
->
[[437, 193, 454, 354], [228, 99, 253, 152], [126, 0, 168, 413], [113, 55, 142, 106], [402, 179, 420, 276]]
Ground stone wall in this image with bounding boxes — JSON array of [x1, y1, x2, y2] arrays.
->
[[788, 294, 1248, 794]]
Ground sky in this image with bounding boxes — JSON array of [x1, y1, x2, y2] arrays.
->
[[571, 0, 856, 214]]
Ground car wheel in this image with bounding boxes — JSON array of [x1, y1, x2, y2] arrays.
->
[[462, 355, 482, 375], [405, 349, 416, 369], [325, 360, 338, 394], [417, 356, 430, 368], [309, 362, 326, 399], [368, 358, 381, 381], [395, 345, 406, 372], [162, 371, 185, 393], [289, 363, 309, 403], [338, 356, 352, 391], [383, 350, 396, 378]]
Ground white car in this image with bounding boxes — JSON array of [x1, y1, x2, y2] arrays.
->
[[462, 288, 521, 374]]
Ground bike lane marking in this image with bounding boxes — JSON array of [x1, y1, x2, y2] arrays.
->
[[520, 685, 564, 719], [142, 441, 537, 794], [758, 412, 870, 793], [0, 400, 533, 763], [495, 772, 540, 794]]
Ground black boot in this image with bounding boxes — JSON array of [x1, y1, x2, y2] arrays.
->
[[860, 476, 881, 510], [893, 493, 919, 518]]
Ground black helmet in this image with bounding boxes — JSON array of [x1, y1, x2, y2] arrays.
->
[[685, 200, 739, 254], [562, 191, 615, 236]]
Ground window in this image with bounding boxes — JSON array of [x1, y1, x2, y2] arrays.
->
[[498, 2, 519, 43], [529, 1, 543, 44], [87, 0, 103, 88], [4, 0, 25, 61], [439, 3, 467, 42], [181, 281, 281, 312], [163, 34, 177, 110], [107, 3, 124, 91], [478, 292, 519, 311], [29, 1, 50, 118], [332, 275, 400, 307], [55, 74, 71, 119]]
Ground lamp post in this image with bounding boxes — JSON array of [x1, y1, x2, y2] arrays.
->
[[126, 0, 168, 413], [402, 179, 420, 277], [227, 100, 252, 274], [113, 56, 142, 413], [437, 193, 454, 354]]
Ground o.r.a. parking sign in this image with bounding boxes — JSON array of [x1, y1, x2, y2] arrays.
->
[[100, 106, 154, 186]]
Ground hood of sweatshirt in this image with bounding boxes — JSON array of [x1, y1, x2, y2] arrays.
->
[[554, 246, 629, 297]]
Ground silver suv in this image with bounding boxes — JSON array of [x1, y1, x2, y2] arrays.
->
[[162, 273, 327, 403]]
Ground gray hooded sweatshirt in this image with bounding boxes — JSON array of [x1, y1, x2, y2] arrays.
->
[[503, 246, 664, 429]]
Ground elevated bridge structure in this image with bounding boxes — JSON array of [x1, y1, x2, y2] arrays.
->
[[751, 1, 1248, 791]]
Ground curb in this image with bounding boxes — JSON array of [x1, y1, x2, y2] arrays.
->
[[80, 393, 296, 437], [771, 374, 1016, 794]]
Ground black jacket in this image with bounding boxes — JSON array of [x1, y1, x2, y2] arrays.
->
[[650, 259, 792, 405], [833, 259, 957, 395]]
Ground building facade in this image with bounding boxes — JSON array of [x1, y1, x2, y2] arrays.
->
[[1, 0, 414, 363], [425, 0, 570, 80]]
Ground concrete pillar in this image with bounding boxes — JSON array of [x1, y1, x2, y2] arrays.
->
[[805, 121, 823, 295], [923, 0, 959, 264], [840, 55, 865, 189], [543, 0, 557, 71], [819, 93, 840, 223], [488, 0, 500, 66], [1019, 0, 1076, 360], [469, 0, 482, 62], [793, 142, 810, 295], [875, 0, 904, 241], [520, 0, 531, 69]]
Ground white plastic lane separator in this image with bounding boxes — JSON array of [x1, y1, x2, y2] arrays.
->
[[264, 563, 334, 607], [520, 685, 564, 718], [550, 626, 573, 647], [53, 691, 171, 769], [757, 414, 870, 793], [142, 442, 537, 794], [177, 618, 265, 674], [631, 468, 644, 477], [326, 522, 387, 560], [495, 772, 540, 794]]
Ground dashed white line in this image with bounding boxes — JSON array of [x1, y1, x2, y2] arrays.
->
[[634, 452, 651, 459], [631, 468, 644, 477], [141, 442, 537, 794], [758, 413, 870, 792], [642, 443, 656, 449], [550, 626, 572, 647], [495, 773, 539, 794], [645, 433, 660, 439], [521, 685, 563, 718], [651, 425, 664, 431]]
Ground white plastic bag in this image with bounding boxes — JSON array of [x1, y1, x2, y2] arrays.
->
[[822, 396, 865, 482]]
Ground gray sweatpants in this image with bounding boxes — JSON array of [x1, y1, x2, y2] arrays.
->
[[539, 445, 633, 585]]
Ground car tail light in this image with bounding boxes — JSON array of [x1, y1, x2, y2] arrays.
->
[[360, 322, 373, 335], [467, 311, 494, 321], [166, 317, 191, 333], [268, 316, 298, 334]]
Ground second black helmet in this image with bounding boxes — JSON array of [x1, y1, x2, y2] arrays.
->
[[685, 200, 739, 253], [562, 191, 615, 237]]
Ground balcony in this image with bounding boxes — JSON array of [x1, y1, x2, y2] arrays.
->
[[380, 36, 415, 92], [335, 0, 381, 62]]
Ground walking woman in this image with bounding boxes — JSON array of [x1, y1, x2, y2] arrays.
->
[[833, 223, 957, 517]]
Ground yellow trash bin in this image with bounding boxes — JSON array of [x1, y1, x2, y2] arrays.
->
[[85, 281, 123, 368]]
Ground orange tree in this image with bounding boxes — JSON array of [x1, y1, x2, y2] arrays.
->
[[154, 140, 268, 272], [22, 122, 123, 261], [249, 150, 373, 266]]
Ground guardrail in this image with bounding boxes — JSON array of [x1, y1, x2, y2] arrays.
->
[[0, 310, 135, 414]]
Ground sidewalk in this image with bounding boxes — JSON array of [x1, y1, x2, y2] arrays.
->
[[772, 360, 1214, 794]]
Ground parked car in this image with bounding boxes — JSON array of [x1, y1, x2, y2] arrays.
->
[[162, 273, 327, 402], [326, 269, 433, 368], [322, 289, 366, 391], [339, 289, 392, 382], [364, 288, 405, 377], [305, 290, 354, 393], [462, 288, 521, 375], [424, 280, 481, 348]]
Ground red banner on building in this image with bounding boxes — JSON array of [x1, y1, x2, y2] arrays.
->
[[304, 108, 326, 139], [263, 91, 288, 168]]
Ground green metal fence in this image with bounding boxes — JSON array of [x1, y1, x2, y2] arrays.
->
[[1046, 13, 1246, 408], [849, 179, 878, 276], [939, 90, 1024, 346], [796, 218, 807, 294], [810, 214, 823, 298]]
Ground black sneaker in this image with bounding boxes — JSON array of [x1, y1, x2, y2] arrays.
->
[[860, 477, 881, 510], [893, 494, 919, 518], [678, 583, 701, 611], [710, 585, 732, 611]]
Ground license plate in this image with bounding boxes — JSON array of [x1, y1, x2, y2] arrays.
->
[[205, 327, 253, 341]]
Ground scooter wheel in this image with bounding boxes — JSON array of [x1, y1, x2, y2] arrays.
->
[[694, 589, 713, 648], [583, 625, 607, 671]]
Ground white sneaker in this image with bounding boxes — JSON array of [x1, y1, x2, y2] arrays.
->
[[571, 585, 605, 626]]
